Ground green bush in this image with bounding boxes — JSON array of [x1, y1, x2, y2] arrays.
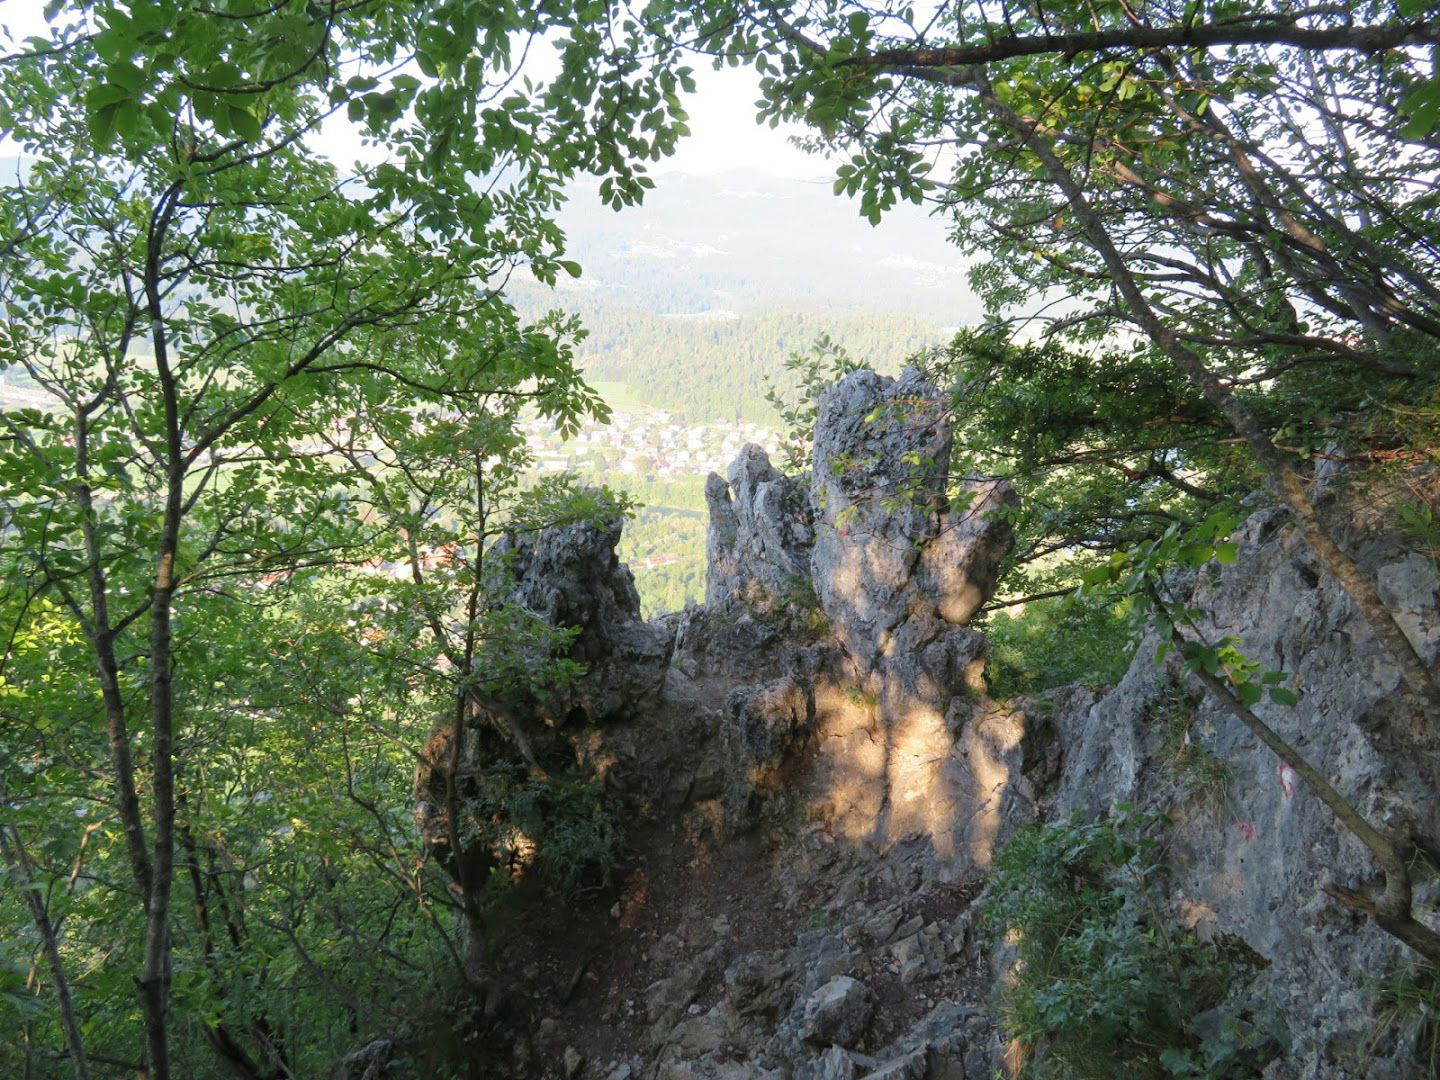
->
[[982, 594, 1137, 699], [470, 766, 622, 898], [983, 809, 1238, 1078]]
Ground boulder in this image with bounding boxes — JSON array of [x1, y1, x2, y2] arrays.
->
[[798, 976, 876, 1048], [797, 1046, 858, 1080], [724, 949, 797, 1019]]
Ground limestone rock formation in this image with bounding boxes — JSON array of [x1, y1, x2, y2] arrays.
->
[[491, 517, 674, 725], [807, 368, 1014, 670], [1039, 504, 1440, 1077], [413, 514, 674, 883], [705, 443, 814, 615], [398, 370, 1438, 1080], [801, 370, 1020, 860]]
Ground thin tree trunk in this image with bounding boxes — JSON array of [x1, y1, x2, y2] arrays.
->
[[1151, 602, 1440, 962], [71, 407, 152, 899], [136, 177, 189, 1080], [0, 823, 90, 1080], [447, 451, 492, 985]]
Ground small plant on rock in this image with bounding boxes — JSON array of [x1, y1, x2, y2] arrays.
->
[[1153, 686, 1231, 813], [1365, 962, 1440, 1076]]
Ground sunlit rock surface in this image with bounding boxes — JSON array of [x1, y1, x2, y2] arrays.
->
[[705, 443, 814, 615], [807, 368, 1014, 669]]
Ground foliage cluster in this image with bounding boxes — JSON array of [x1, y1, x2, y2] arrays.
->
[[1150, 686, 1232, 812], [750, 571, 831, 640], [982, 595, 1137, 698], [764, 333, 869, 471], [984, 810, 1264, 1078], [1366, 962, 1440, 1076], [467, 762, 623, 897], [616, 502, 707, 616], [0, 0, 689, 1075]]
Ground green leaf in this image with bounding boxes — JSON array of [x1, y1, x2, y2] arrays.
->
[[1268, 687, 1299, 707], [88, 101, 124, 147], [104, 61, 146, 92], [225, 103, 262, 142], [1402, 81, 1440, 139]]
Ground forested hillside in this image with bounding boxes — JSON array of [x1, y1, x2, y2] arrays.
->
[[521, 297, 935, 422]]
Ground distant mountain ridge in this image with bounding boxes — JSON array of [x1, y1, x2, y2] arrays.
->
[[509, 169, 977, 423], [540, 169, 981, 322]]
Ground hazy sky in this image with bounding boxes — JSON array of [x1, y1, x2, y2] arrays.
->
[[656, 65, 822, 180]]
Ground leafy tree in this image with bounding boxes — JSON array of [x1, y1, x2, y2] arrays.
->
[[0, 2, 691, 1075]]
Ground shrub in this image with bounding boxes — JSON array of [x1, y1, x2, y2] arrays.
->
[[1365, 962, 1439, 1077], [982, 594, 1137, 699], [983, 809, 1239, 1078], [470, 766, 622, 898]]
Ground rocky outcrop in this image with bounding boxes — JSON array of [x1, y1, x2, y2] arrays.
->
[[413, 515, 674, 881], [807, 369, 1013, 670], [595, 477, 1439, 1080], [490, 518, 674, 726], [690, 370, 1020, 861], [402, 368, 1439, 1080], [800, 371, 1019, 861], [705, 444, 814, 616]]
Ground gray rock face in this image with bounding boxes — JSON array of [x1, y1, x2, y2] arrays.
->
[[1039, 504, 1440, 1078], [808, 369, 1014, 671], [780, 370, 1018, 862], [491, 517, 673, 724], [706, 444, 815, 614], [721, 676, 813, 827], [797, 976, 876, 1048]]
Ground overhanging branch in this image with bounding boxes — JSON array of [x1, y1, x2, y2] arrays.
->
[[847, 19, 1440, 71]]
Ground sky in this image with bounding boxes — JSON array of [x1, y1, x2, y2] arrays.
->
[[654, 65, 822, 180]]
